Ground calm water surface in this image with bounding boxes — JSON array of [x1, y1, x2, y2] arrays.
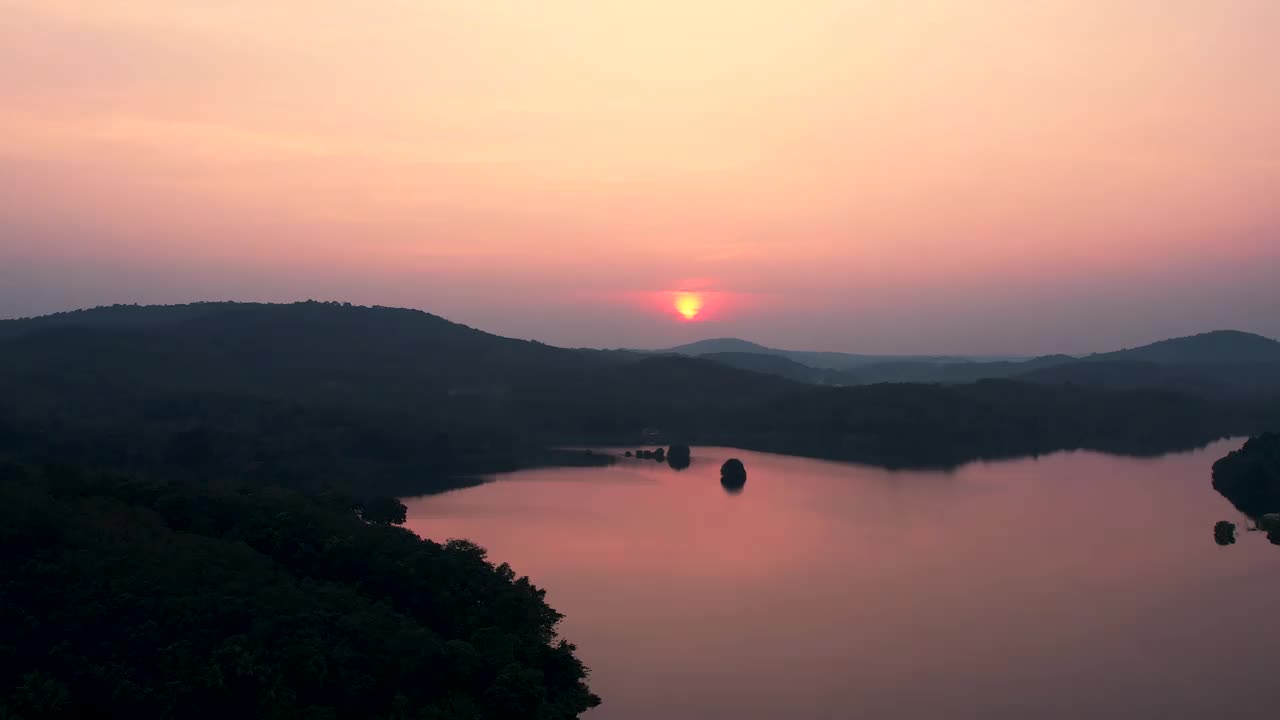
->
[[403, 439, 1277, 719]]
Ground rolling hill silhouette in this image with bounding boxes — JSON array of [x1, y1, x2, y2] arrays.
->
[[1007, 331, 1280, 396], [1, 302, 1276, 490], [1085, 329, 1280, 365]]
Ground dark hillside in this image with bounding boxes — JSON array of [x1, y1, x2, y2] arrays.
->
[[719, 379, 1253, 468], [700, 351, 840, 384], [1017, 359, 1280, 398], [2, 303, 1276, 490]]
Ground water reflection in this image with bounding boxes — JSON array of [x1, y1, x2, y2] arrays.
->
[[404, 439, 1279, 720]]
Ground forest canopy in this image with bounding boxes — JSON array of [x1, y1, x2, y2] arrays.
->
[[1212, 433, 1280, 523], [0, 461, 599, 719]]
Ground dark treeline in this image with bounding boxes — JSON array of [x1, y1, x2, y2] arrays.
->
[[721, 380, 1272, 468], [0, 301, 627, 497], [0, 460, 599, 719], [0, 387, 610, 499], [3, 302, 1278, 494]]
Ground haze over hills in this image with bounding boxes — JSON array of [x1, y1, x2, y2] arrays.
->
[[653, 338, 1012, 370], [945, 330, 1280, 395], [697, 351, 848, 384], [658, 330, 1280, 391]]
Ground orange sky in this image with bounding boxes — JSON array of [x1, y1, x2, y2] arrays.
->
[[2, 1, 1277, 353]]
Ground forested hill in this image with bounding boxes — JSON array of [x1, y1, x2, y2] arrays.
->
[[0, 301, 615, 401], [0, 302, 785, 495], [655, 337, 975, 369], [1, 302, 1277, 494]]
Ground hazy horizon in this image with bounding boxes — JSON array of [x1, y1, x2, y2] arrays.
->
[[2, 297, 1276, 358], [3, 1, 1279, 354]]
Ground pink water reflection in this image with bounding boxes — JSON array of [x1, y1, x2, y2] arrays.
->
[[404, 440, 1278, 719]]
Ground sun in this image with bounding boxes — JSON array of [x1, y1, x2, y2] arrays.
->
[[673, 292, 703, 321]]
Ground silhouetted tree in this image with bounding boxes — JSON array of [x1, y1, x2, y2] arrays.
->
[[1212, 433, 1280, 519], [361, 496, 408, 525], [1263, 514, 1280, 545], [667, 444, 691, 470], [720, 458, 747, 492], [1214, 520, 1236, 546]]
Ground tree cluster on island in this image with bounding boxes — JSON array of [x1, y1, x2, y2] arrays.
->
[[720, 458, 747, 493], [1214, 520, 1237, 546], [1212, 433, 1280, 545], [633, 447, 666, 461], [666, 445, 691, 470], [628, 445, 692, 470]]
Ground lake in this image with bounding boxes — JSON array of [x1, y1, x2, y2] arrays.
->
[[403, 439, 1278, 719]]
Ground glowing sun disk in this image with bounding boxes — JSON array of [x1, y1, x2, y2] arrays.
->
[[674, 292, 703, 320]]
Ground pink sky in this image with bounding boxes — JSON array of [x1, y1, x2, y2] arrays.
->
[[2, 1, 1277, 353]]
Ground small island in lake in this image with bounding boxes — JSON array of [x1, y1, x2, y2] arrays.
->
[[1214, 520, 1237, 546], [720, 458, 747, 493], [667, 444, 692, 470]]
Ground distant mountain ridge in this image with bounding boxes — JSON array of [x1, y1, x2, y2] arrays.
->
[[699, 351, 851, 384], [653, 337, 999, 370], [1004, 330, 1280, 396], [654, 330, 1280, 391], [1085, 329, 1280, 365]]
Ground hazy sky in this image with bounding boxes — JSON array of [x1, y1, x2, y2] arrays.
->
[[2, 1, 1277, 354]]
